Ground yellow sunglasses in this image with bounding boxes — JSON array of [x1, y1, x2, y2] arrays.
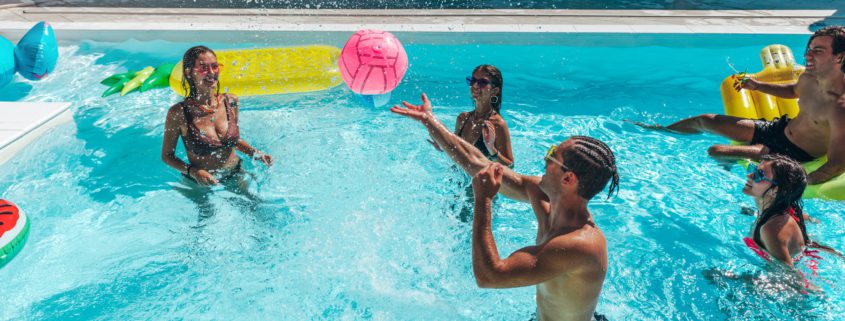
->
[[544, 145, 571, 172]]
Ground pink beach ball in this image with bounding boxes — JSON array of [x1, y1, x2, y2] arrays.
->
[[338, 29, 408, 95]]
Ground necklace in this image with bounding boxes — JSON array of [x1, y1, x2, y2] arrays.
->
[[189, 96, 218, 114], [472, 110, 495, 124]]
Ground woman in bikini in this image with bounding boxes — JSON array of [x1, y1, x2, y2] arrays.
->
[[429, 65, 513, 221], [742, 154, 839, 267], [430, 65, 513, 166], [161, 45, 273, 186]]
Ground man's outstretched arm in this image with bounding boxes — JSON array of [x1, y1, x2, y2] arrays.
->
[[392, 93, 536, 202], [808, 98, 845, 184], [738, 75, 800, 99]]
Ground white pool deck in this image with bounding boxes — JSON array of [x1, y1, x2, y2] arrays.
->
[[0, 7, 843, 37], [0, 102, 71, 166], [0, 5, 842, 164]]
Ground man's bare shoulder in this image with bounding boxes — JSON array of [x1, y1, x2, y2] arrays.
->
[[548, 225, 606, 251], [794, 73, 817, 93], [797, 72, 819, 85], [544, 225, 607, 268], [523, 176, 547, 199]]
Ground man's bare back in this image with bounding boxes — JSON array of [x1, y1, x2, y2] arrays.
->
[[391, 94, 619, 321], [526, 185, 607, 321]]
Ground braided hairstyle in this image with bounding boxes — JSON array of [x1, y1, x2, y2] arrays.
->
[[806, 26, 845, 73], [180, 45, 220, 98], [561, 136, 620, 200], [472, 65, 503, 114]]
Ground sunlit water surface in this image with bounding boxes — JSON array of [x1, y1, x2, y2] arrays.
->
[[0, 34, 843, 320]]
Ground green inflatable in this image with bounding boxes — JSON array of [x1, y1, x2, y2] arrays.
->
[[0, 199, 29, 268], [741, 157, 845, 201], [801, 156, 845, 200], [100, 71, 133, 97], [141, 63, 175, 92], [100, 62, 175, 97]]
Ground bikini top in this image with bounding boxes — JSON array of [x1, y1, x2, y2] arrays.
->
[[181, 95, 240, 156], [751, 206, 802, 252], [744, 206, 824, 294], [456, 111, 494, 157]]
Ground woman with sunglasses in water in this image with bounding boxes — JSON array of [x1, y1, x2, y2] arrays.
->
[[430, 65, 514, 222], [161, 46, 273, 187], [742, 154, 840, 269], [429, 65, 513, 166]]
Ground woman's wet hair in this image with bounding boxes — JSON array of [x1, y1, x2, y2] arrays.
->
[[806, 26, 845, 72], [750, 154, 845, 257], [473, 65, 503, 114], [561, 136, 619, 200], [181, 45, 219, 97], [753, 154, 843, 257], [754, 154, 809, 244]]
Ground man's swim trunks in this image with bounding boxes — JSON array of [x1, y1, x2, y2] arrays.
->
[[750, 116, 816, 162]]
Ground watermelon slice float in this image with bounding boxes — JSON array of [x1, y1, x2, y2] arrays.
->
[[0, 199, 29, 268]]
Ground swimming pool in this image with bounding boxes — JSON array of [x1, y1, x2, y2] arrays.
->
[[0, 32, 843, 320]]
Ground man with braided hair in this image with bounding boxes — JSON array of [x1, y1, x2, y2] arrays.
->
[[392, 93, 619, 321], [637, 26, 845, 184]]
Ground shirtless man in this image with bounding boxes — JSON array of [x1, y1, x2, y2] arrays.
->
[[640, 26, 845, 184], [392, 94, 619, 321]]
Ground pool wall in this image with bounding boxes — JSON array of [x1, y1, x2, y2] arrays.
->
[[1, 7, 839, 44]]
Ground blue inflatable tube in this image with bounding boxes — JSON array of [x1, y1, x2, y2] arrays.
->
[[0, 37, 14, 88], [14, 21, 58, 81]]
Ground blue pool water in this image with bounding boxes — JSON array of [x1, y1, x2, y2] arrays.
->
[[0, 33, 844, 320]]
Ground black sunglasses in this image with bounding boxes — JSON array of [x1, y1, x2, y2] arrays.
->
[[466, 76, 492, 87]]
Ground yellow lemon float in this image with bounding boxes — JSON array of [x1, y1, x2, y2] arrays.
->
[[169, 45, 342, 96], [720, 44, 845, 200]]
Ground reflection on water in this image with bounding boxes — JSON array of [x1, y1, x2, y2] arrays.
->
[[0, 37, 843, 320]]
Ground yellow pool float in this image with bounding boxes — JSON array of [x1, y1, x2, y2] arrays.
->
[[169, 45, 342, 96], [720, 44, 845, 200], [101, 45, 342, 97]]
